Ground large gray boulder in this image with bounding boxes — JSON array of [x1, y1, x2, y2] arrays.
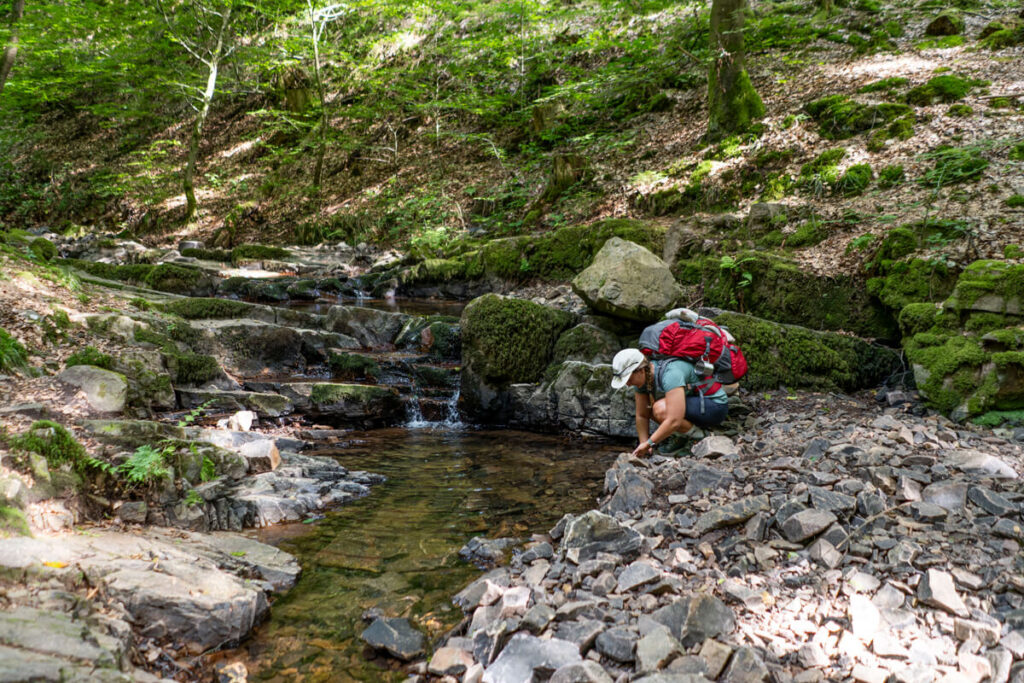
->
[[572, 238, 682, 322], [325, 305, 411, 348], [482, 633, 582, 683], [58, 365, 128, 413]]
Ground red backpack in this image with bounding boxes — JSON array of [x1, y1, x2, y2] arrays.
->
[[639, 317, 748, 394]]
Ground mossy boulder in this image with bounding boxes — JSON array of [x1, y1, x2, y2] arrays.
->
[[900, 260, 1024, 420], [460, 294, 575, 419], [160, 298, 263, 320], [395, 315, 462, 361], [867, 258, 959, 312], [57, 365, 128, 413], [572, 238, 683, 323], [925, 10, 965, 36], [306, 383, 402, 425], [676, 252, 897, 340], [29, 237, 57, 261], [144, 264, 215, 296], [0, 506, 31, 537], [326, 306, 411, 348], [906, 75, 985, 106], [550, 323, 622, 367], [286, 279, 319, 300], [328, 352, 381, 381], [231, 244, 292, 265]]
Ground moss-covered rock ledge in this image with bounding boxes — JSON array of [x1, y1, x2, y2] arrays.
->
[[899, 260, 1024, 422]]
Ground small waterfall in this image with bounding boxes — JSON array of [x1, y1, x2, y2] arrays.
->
[[404, 387, 462, 429], [443, 388, 463, 428]]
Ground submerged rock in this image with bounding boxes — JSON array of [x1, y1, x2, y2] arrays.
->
[[360, 617, 425, 661]]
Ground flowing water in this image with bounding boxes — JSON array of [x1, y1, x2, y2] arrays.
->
[[228, 425, 620, 682]]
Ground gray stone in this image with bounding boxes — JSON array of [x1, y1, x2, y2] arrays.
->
[[968, 486, 1018, 517], [117, 500, 148, 524], [986, 648, 1012, 683], [595, 626, 637, 663], [482, 633, 582, 683], [849, 594, 881, 643], [58, 365, 128, 413], [909, 501, 948, 521], [946, 450, 1018, 479], [550, 660, 615, 683], [604, 469, 654, 514], [684, 466, 734, 497], [617, 561, 662, 593], [554, 619, 605, 653], [652, 595, 736, 648], [918, 569, 968, 617], [921, 481, 967, 511], [801, 437, 831, 460], [954, 618, 1000, 647], [691, 436, 738, 459], [325, 305, 411, 348], [237, 438, 280, 474], [361, 617, 425, 660], [561, 510, 642, 560], [993, 518, 1024, 540], [429, 646, 475, 676], [808, 487, 857, 515], [571, 238, 683, 323], [781, 509, 838, 543], [636, 627, 682, 674], [809, 539, 843, 568], [722, 646, 769, 682], [700, 638, 734, 679], [695, 495, 771, 534], [522, 603, 555, 633]]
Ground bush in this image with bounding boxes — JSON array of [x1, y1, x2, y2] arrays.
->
[[66, 346, 113, 370], [835, 164, 873, 196], [920, 146, 989, 187]]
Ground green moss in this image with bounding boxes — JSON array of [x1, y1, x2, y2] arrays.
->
[[835, 164, 873, 196], [0, 507, 31, 537], [898, 303, 943, 337], [906, 75, 985, 105], [29, 238, 57, 261], [713, 311, 901, 392], [867, 116, 915, 152], [803, 95, 912, 139], [676, 252, 897, 339], [905, 334, 988, 413], [1004, 244, 1023, 258], [328, 353, 381, 381], [181, 247, 232, 262], [169, 353, 221, 385], [707, 68, 765, 140], [801, 148, 846, 177], [786, 220, 829, 248], [66, 346, 114, 370], [309, 383, 396, 406], [7, 420, 96, 478], [964, 312, 1012, 333], [980, 24, 1024, 49], [462, 294, 575, 386], [947, 260, 1024, 314], [0, 327, 29, 374], [550, 323, 620, 367], [857, 78, 908, 96], [877, 165, 906, 189], [920, 146, 988, 187], [915, 35, 965, 49], [946, 104, 973, 117], [971, 409, 1024, 426], [867, 258, 958, 311], [160, 298, 257, 320], [143, 264, 210, 295], [231, 244, 292, 265], [61, 259, 155, 284], [1010, 141, 1024, 161]]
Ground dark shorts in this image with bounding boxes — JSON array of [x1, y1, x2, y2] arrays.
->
[[685, 395, 729, 428]]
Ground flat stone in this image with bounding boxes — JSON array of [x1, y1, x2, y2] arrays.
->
[[695, 495, 770, 534], [684, 466, 734, 497], [921, 481, 967, 512], [992, 518, 1024, 540], [809, 539, 843, 568], [954, 618, 1000, 647], [700, 638, 733, 678], [554, 619, 605, 654], [360, 617, 425, 660], [482, 633, 581, 683], [918, 569, 968, 617], [908, 502, 947, 521], [691, 435, 739, 458], [550, 661, 615, 683], [521, 604, 555, 634], [781, 509, 838, 543], [635, 627, 682, 674], [429, 646, 475, 676], [595, 626, 637, 663], [58, 365, 128, 413], [967, 487, 1017, 517], [808, 486, 857, 515], [604, 470, 654, 514], [617, 561, 662, 593], [722, 646, 769, 682], [562, 511, 643, 560]]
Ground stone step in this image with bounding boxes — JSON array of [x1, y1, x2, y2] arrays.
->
[[177, 388, 294, 417]]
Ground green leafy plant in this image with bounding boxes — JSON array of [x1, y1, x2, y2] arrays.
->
[[118, 444, 172, 485], [0, 328, 29, 374], [847, 234, 878, 254], [183, 489, 204, 507], [877, 165, 906, 189], [200, 456, 217, 482], [920, 145, 989, 187], [66, 346, 114, 370]]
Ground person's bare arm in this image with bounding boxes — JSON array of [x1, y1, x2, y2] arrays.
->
[[632, 387, 687, 457], [634, 392, 652, 444]]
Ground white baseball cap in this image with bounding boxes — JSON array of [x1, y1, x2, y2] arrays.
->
[[610, 348, 646, 389]]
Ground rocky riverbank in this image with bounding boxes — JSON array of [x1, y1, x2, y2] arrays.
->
[[418, 390, 1024, 683]]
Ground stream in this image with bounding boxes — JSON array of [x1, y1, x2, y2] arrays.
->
[[228, 426, 619, 681]]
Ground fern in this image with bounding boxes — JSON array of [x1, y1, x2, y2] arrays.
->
[[118, 444, 171, 485]]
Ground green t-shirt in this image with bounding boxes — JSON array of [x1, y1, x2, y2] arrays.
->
[[635, 359, 729, 405]]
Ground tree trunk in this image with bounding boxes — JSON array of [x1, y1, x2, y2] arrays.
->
[[0, 0, 27, 97], [707, 0, 764, 141], [307, 0, 327, 190], [184, 5, 232, 226]]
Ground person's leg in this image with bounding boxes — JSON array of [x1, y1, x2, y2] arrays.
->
[[652, 398, 694, 434]]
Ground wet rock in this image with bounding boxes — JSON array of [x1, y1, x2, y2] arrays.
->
[[482, 633, 581, 683], [781, 509, 837, 543], [361, 617, 425, 661], [918, 569, 969, 617], [695, 495, 771, 534], [58, 365, 128, 413], [460, 537, 520, 568]]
